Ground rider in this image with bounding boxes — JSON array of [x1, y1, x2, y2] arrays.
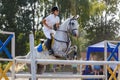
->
[[42, 6, 60, 55]]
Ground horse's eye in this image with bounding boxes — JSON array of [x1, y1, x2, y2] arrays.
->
[[71, 22, 74, 25]]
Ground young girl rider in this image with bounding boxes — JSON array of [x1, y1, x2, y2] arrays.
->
[[42, 6, 60, 55]]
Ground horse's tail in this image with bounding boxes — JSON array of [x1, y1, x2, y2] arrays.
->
[[14, 62, 26, 73], [10, 56, 27, 73]]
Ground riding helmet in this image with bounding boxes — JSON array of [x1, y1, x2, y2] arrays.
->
[[51, 6, 59, 12]]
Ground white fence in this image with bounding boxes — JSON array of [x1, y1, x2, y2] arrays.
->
[[0, 31, 15, 80], [0, 31, 120, 80], [15, 59, 120, 79]]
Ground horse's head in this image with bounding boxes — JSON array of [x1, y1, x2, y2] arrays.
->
[[55, 16, 79, 40], [67, 16, 79, 37]]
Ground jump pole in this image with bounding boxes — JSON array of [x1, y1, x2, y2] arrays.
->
[[104, 40, 107, 80], [11, 32, 15, 80], [29, 34, 36, 80]]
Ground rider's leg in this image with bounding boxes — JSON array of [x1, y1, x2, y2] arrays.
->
[[45, 38, 54, 55], [45, 38, 51, 50], [49, 38, 54, 54], [43, 29, 54, 55]]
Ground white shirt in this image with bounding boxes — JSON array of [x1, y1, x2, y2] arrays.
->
[[45, 14, 60, 28], [43, 14, 60, 39]]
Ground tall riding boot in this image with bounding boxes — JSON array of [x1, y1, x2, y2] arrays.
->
[[45, 39, 54, 55], [45, 39, 51, 50], [49, 39, 54, 55]]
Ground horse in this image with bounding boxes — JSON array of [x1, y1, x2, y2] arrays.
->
[[15, 16, 79, 80]]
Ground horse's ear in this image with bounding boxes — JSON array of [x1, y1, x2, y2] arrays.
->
[[72, 16, 76, 19], [76, 15, 79, 19], [72, 15, 79, 19]]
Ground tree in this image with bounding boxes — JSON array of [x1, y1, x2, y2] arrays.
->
[[0, 0, 18, 32], [0, 0, 38, 56], [85, 0, 120, 45]]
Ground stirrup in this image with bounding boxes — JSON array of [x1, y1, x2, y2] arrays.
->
[[48, 50, 54, 55]]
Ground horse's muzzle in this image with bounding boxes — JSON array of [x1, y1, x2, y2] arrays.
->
[[72, 30, 78, 37]]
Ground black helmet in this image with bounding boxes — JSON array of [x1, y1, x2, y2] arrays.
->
[[51, 6, 59, 12]]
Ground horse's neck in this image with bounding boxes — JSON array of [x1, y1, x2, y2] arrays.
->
[[59, 19, 69, 30], [59, 24, 67, 31], [54, 21, 69, 42]]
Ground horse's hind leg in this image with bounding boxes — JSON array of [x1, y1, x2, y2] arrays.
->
[[37, 64, 46, 74], [36, 64, 46, 80], [26, 64, 32, 80], [27, 64, 45, 80]]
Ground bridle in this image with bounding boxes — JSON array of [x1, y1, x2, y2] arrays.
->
[[54, 19, 78, 44], [69, 18, 78, 34]]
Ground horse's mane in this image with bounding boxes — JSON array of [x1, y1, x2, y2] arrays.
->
[[60, 18, 71, 29]]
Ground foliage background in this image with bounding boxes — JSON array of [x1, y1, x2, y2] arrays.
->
[[0, 0, 120, 58]]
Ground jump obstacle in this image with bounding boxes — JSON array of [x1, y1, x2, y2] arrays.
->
[[0, 31, 120, 80], [0, 31, 15, 80]]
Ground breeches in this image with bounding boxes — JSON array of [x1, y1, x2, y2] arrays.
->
[[43, 28, 56, 39]]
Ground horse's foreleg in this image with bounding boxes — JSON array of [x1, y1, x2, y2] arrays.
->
[[66, 45, 77, 58], [67, 45, 77, 54]]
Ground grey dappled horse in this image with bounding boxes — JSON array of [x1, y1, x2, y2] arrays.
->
[[15, 16, 79, 80]]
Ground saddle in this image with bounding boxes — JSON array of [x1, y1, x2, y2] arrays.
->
[[37, 36, 54, 52], [37, 38, 63, 58]]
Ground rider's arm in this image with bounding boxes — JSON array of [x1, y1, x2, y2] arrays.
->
[[56, 23, 60, 28], [42, 19, 52, 29], [55, 17, 60, 28]]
